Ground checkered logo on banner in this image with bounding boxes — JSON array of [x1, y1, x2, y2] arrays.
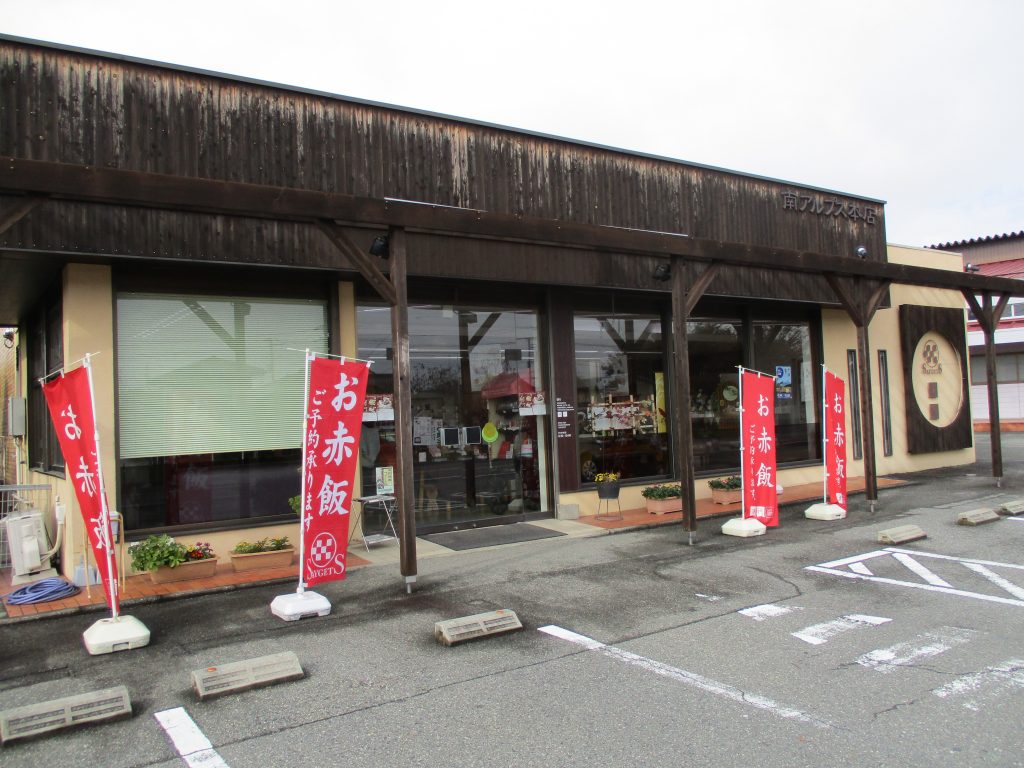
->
[[310, 532, 338, 569]]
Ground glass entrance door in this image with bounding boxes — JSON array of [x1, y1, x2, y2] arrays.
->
[[357, 304, 550, 532]]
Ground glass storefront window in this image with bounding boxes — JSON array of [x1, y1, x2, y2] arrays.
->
[[752, 320, 817, 464], [357, 303, 549, 532], [574, 313, 670, 483], [688, 319, 743, 473], [688, 312, 819, 472], [116, 293, 328, 530]]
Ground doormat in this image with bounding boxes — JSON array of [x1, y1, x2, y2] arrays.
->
[[422, 523, 566, 551]]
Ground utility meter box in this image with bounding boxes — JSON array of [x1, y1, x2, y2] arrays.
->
[[6, 397, 25, 437]]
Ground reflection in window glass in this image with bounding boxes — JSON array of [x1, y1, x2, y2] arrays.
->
[[357, 304, 549, 532], [752, 321, 818, 464], [574, 313, 670, 483], [688, 319, 742, 473]]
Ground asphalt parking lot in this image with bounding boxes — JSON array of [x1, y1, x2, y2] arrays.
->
[[2, 433, 1024, 767]]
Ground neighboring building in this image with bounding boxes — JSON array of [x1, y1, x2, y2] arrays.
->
[[0, 36, 1013, 581], [930, 232, 1024, 430]]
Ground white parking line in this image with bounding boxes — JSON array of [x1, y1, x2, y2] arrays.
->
[[856, 628, 974, 673], [154, 707, 229, 768], [807, 548, 1024, 608], [738, 603, 799, 621], [891, 552, 952, 587], [791, 614, 891, 645], [539, 625, 830, 728], [932, 659, 1024, 711]]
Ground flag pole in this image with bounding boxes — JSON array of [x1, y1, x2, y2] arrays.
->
[[738, 366, 746, 520], [805, 365, 847, 521], [83, 354, 118, 620], [271, 349, 333, 620], [296, 348, 313, 596], [80, 355, 150, 654], [821, 365, 828, 505]]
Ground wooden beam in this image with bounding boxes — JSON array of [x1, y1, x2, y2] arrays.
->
[[0, 195, 45, 236], [684, 262, 722, 316], [388, 228, 417, 590], [965, 291, 1011, 483], [2, 157, 1023, 297], [317, 222, 398, 307]]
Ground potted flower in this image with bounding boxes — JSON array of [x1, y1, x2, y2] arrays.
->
[[129, 535, 218, 583], [641, 483, 683, 515], [708, 475, 742, 505], [594, 472, 620, 500], [229, 536, 294, 572]]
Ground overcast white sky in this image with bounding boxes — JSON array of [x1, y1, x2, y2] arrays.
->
[[2, 0, 1021, 249]]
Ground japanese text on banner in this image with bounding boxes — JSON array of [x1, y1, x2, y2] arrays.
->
[[742, 370, 778, 527], [43, 367, 120, 614], [301, 357, 369, 588], [824, 371, 847, 509]]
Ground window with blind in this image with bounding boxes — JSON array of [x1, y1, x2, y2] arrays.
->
[[116, 293, 329, 531]]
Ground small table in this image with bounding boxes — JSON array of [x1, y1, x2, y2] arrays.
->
[[353, 495, 399, 551]]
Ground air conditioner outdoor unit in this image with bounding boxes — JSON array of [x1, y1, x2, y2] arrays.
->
[[5, 509, 53, 578]]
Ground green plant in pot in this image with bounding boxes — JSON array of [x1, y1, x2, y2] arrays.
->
[[231, 536, 291, 554], [641, 483, 683, 515], [129, 535, 217, 583], [707, 475, 741, 490], [708, 475, 742, 504], [641, 483, 682, 500], [594, 471, 620, 500], [229, 536, 294, 572]]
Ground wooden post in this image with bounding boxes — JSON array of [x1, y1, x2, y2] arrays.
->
[[856, 324, 878, 503], [825, 275, 890, 513], [389, 227, 417, 591], [670, 260, 721, 544], [963, 291, 1010, 485]]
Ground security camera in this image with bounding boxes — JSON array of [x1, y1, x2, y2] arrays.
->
[[855, 246, 868, 259]]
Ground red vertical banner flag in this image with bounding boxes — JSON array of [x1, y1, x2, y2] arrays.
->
[[301, 356, 369, 588], [824, 370, 848, 509], [741, 369, 779, 527], [42, 366, 119, 614]]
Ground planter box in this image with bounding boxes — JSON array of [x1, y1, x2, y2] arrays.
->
[[596, 481, 620, 500], [149, 558, 219, 583], [230, 548, 295, 572], [711, 488, 742, 505], [646, 498, 683, 515]]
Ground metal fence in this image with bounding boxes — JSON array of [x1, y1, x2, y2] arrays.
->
[[0, 484, 53, 569]]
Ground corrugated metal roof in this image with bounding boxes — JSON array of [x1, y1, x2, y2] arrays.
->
[[929, 231, 1024, 250]]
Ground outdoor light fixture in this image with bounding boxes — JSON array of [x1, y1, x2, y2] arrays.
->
[[652, 262, 672, 281], [369, 234, 390, 258], [855, 246, 869, 259], [2, 330, 13, 349], [965, 263, 981, 273]]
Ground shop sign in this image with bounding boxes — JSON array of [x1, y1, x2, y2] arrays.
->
[[824, 370, 847, 509], [911, 332, 962, 427], [781, 191, 877, 224], [375, 466, 395, 495], [300, 355, 369, 588], [43, 362, 120, 615], [741, 368, 778, 527]]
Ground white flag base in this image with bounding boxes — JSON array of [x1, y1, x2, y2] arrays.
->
[[271, 590, 332, 622], [721, 517, 767, 537], [83, 615, 151, 655], [804, 503, 847, 520]]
